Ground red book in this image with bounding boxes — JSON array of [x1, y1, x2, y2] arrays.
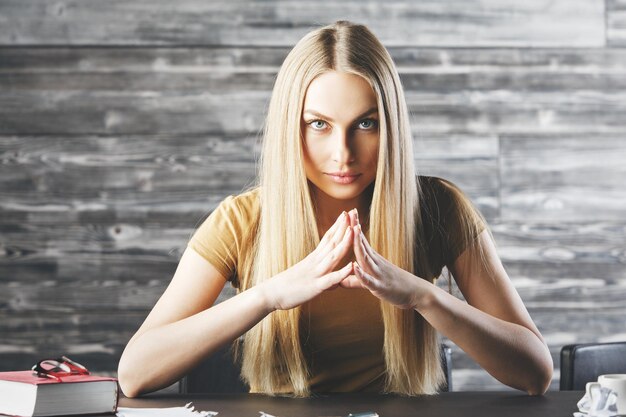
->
[[0, 371, 118, 417]]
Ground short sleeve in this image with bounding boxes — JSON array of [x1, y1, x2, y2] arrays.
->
[[436, 178, 487, 266], [187, 195, 245, 285], [419, 176, 487, 273]]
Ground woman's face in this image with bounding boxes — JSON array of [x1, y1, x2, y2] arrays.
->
[[301, 71, 380, 201]]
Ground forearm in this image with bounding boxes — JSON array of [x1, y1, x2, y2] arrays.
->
[[118, 284, 273, 397], [416, 284, 553, 395]]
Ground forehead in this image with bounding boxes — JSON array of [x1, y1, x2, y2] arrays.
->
[[303, 71, 377, 116]]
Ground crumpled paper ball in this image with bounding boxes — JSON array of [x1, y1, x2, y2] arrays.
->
[[573, 383, 619, 417]]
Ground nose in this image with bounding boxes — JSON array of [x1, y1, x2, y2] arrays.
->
[[331, 128, 355, 164]]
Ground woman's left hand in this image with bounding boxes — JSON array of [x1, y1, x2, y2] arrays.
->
[[340, 209, 432, 310]]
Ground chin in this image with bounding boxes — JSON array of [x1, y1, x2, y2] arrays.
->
[[323, 188, 363, 200]]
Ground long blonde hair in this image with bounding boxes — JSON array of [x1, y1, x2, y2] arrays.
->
[[237, 20, 446, 397]]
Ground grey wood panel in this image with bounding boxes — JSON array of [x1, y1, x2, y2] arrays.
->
[[0, 47, 288, 72], [5, 47, 626, 76], [4, 47, 626, 135], [534, 309, 626, 345], [0, 310, 143, 372], [0, 134, 258, 203], [415, 134, 499, 221], [1, 281, 167, 311], [608, 0, 626, 46], [493, 221, 626, 282], [500, 134, 626, 222], [0, 0, 604, 47], [0, 91, 271, 135], [0, 281, 235, 373], [0, 257, 179, 288], [4, 89, 626, 135]]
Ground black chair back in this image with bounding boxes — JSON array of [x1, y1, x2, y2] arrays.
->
[[180, 342, 453, 393], [560, 341, 626, 390]]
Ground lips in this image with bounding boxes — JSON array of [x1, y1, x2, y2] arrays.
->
[[326, 172, 359, 177], [325, 172, 361, 184]]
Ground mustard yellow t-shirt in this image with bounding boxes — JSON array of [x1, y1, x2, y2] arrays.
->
[[187, 175, 486, 393]]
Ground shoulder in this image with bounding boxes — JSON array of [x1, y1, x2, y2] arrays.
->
[[418, 175, 466, 200], [187, 187, 261, 286], [417, 175, 472, 217], [214, 186, 261, 224], [417, 175, 487, 268], [190, 186, 261, 252]]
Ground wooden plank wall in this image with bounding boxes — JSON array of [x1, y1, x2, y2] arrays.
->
[[1, 0, 624, 392]]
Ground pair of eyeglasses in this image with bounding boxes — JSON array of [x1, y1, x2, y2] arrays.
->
[[32, 356, 90, 382]]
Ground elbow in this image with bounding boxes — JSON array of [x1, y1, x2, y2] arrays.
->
[[119, 382, 141, 399], [526, 378, 550, 396], [118, 381, 141, 399], [526, 358, 554, 396], [117, 356, 145, 398]]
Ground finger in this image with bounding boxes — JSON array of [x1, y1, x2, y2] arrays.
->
[[352, 225, 379, 276], [319, 262, 353, 290], [317, 212, 348, 258], [318, 225, 352, 271], [348, 209, 357, 229], [339, 274, 366, 289], [318, 211, 346, 247], [358, 225, 380, 271], [352, 224, 368, 270], [318, 213, 349, 259], [359, 238, 378, 274], [354, 262, 379, 291]]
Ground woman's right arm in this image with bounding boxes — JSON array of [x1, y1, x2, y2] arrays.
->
[[118, 210, 355, 397], [117, 247, 274, 397]]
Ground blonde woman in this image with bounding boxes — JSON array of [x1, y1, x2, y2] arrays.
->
[[118, 20, 553, 398]]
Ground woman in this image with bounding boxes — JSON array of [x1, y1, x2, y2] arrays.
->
[[118, 20, 553, 398]]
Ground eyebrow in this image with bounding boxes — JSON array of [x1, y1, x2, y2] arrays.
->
[[302, 106, 378, 123]]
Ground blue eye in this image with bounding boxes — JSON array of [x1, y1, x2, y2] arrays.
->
[[359, 119, 378, 130], [306, 118, 378, 132], [309, 120, 327, 130]]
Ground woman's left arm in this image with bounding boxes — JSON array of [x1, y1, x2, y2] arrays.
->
[[343, 217, 553, 395], [419, 230, 553, 395]]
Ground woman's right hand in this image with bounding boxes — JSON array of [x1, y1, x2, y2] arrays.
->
[[259, 210, 354, 311]]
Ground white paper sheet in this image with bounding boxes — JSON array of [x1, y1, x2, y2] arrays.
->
[[116, 402, 218, 417]]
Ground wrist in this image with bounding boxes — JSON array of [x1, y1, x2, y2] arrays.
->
[[255, 281, 277, 314], [412, 278, 438, 313]]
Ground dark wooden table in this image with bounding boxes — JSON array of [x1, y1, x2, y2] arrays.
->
[[119, 391, 585, 417]]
